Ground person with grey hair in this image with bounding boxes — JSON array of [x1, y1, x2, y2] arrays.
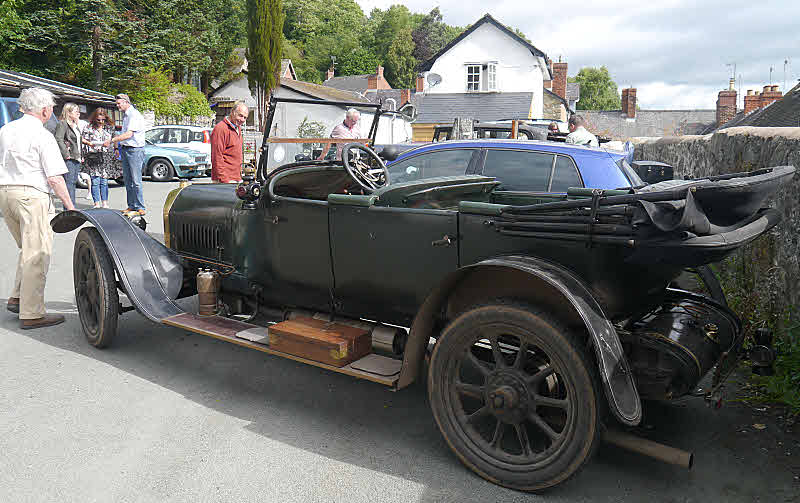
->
[[54, 102, 82, 205], [0, 87, 75, 329], [318, 108, 362, 160], [104, 93, 146, 215], [210, 101, 248, 183], [565, 114, 599, 147]]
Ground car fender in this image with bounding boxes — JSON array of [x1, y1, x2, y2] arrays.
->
[[399, 255, 642, 426], [51, 209, 185, 323]]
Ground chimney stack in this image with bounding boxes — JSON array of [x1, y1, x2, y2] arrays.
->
[[367, 66, 391, 90], [760, 85, 783, 108], [552, 62, 568, 100], [416, 75, 425, 93], [744, 90, 760, 114], [400, 88, 411, 105], [621, 88, 637, 118], [716, 85, 737, 126]]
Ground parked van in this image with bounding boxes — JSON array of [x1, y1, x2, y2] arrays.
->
[[0, 96, 60, 132]]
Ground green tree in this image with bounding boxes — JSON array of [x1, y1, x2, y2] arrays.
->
[[0, 0, 31, 68], [570, 66, 621, 110], [411, 7, 447, 64], [246, 0, 284, 129], [386, 27, 416, 89]]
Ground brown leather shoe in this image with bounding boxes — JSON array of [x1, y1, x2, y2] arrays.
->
[[6, 297, 19, 314], [21, 313, 65, 330]]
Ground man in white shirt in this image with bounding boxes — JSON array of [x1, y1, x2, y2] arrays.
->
[[317, 108, 362, 160], [105, 93, 146, 215], [565, 114, 599, 147], [0, 87, 76, 329]]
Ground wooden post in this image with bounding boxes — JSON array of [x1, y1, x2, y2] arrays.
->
[[511, 120, 519, 139]]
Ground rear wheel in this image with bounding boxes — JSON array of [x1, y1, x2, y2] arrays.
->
[[149, 159, 173, 182], [428, 303, 599, 491], [74, 227, 119, 348]]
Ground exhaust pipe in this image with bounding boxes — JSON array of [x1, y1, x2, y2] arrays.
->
[[602, 429, 693, 469]]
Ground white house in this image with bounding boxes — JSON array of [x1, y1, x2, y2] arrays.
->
[[412, 14, 577, 140]]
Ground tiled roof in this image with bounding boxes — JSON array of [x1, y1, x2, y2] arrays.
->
[[363, 89, 407, 108], [415, 92, 534, 123], [716, 82, 800, 130], [566, 82, 580, 102], [418, 14, 549, 79], [323, 75, 370, 93], [579, 109, 717, 139], [280, 78, 368, 103], [0, 69, 115, 105]]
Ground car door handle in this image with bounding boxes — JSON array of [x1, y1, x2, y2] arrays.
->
[[432, 235, 454, 247]]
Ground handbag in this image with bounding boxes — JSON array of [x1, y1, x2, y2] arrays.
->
[[86, 151, 104, 164]]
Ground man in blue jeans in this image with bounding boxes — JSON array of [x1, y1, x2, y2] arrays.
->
[[105, 93, 146, 215]]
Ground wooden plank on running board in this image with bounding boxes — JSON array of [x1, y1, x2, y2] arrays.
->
[[269, 317, 371, 367]]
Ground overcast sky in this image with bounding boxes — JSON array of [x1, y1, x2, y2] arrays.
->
[[355, 0, 800, 110]]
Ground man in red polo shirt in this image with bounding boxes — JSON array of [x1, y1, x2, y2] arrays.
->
[[211, 102, 248, 183]]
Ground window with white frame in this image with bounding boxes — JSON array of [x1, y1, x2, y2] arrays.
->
[[487, 63, 497, 91], [466, 63, 498, 92], [466, 65, 480, 91]]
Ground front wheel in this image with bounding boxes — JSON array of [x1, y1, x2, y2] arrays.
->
[[428, 303, 600, 492], [149, 159, 173, 182], [74, 227, 119, 348]]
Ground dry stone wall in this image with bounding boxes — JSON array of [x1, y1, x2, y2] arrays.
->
[[631, 127, 800, 320]]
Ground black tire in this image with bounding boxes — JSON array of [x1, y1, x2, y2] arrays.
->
[[428, 303, 600, 492], [73, 227, 119, 348], [149, 159, 174, 182]]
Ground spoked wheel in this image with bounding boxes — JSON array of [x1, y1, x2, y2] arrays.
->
[[73, 227, 119, 348], [428, 303, 600, 492]]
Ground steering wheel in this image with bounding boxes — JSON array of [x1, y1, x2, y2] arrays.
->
[[342, 143, 390, 193]]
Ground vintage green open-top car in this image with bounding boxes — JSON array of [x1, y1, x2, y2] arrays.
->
[[53, 97, 795, 491]]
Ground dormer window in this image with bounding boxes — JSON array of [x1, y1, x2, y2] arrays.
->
[[465, 62, 498, 92]]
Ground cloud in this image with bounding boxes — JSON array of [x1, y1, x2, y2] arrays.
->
[[355, 0, 800, 109]]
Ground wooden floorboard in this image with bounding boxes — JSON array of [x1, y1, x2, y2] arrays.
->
[[162, 313, 399, 387]]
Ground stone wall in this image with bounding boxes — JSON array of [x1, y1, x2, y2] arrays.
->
[[632, 127, 800, 319]]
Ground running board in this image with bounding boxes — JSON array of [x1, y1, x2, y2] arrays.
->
[[162, 313, 402, 386]]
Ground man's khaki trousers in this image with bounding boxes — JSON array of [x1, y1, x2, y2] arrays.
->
[[0, 186, 55, 319]]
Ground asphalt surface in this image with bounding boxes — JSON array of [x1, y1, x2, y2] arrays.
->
[[0, 179, 798, 503]]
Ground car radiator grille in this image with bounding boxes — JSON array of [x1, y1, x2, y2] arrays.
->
[[176, 222, 223, 259]]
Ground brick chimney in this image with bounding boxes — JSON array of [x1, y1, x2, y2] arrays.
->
[[552, 62, 568, 100], [621, 88, 637, 118], [325, 67, 334, 81], [744, 90, 760, 114], [716, 79, 737, 126], [400, 89, 411, 105], [416, 75, 425, 93], [367, 65, 391, 90], [760, 84, 783, 108]]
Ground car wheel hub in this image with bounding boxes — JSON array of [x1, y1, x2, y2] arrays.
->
[[486, 372, 529, 424]]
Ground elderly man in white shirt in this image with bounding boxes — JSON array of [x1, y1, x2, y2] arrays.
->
[[0, 87, 76, 329], [565, 114, 599, 147]]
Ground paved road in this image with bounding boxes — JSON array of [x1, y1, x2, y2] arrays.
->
[[0, 180, 797, 502]]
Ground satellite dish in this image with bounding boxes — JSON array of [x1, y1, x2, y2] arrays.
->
[[427, 73, 442, 87]]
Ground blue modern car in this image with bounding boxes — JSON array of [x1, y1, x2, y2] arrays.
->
[[386, 140, 644, 200], [143, 139, 210, 182]]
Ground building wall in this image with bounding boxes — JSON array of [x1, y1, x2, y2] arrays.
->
[[542, 93, 567, 122], [423, 23, 545, 117], [632, 127, 800, 319]]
